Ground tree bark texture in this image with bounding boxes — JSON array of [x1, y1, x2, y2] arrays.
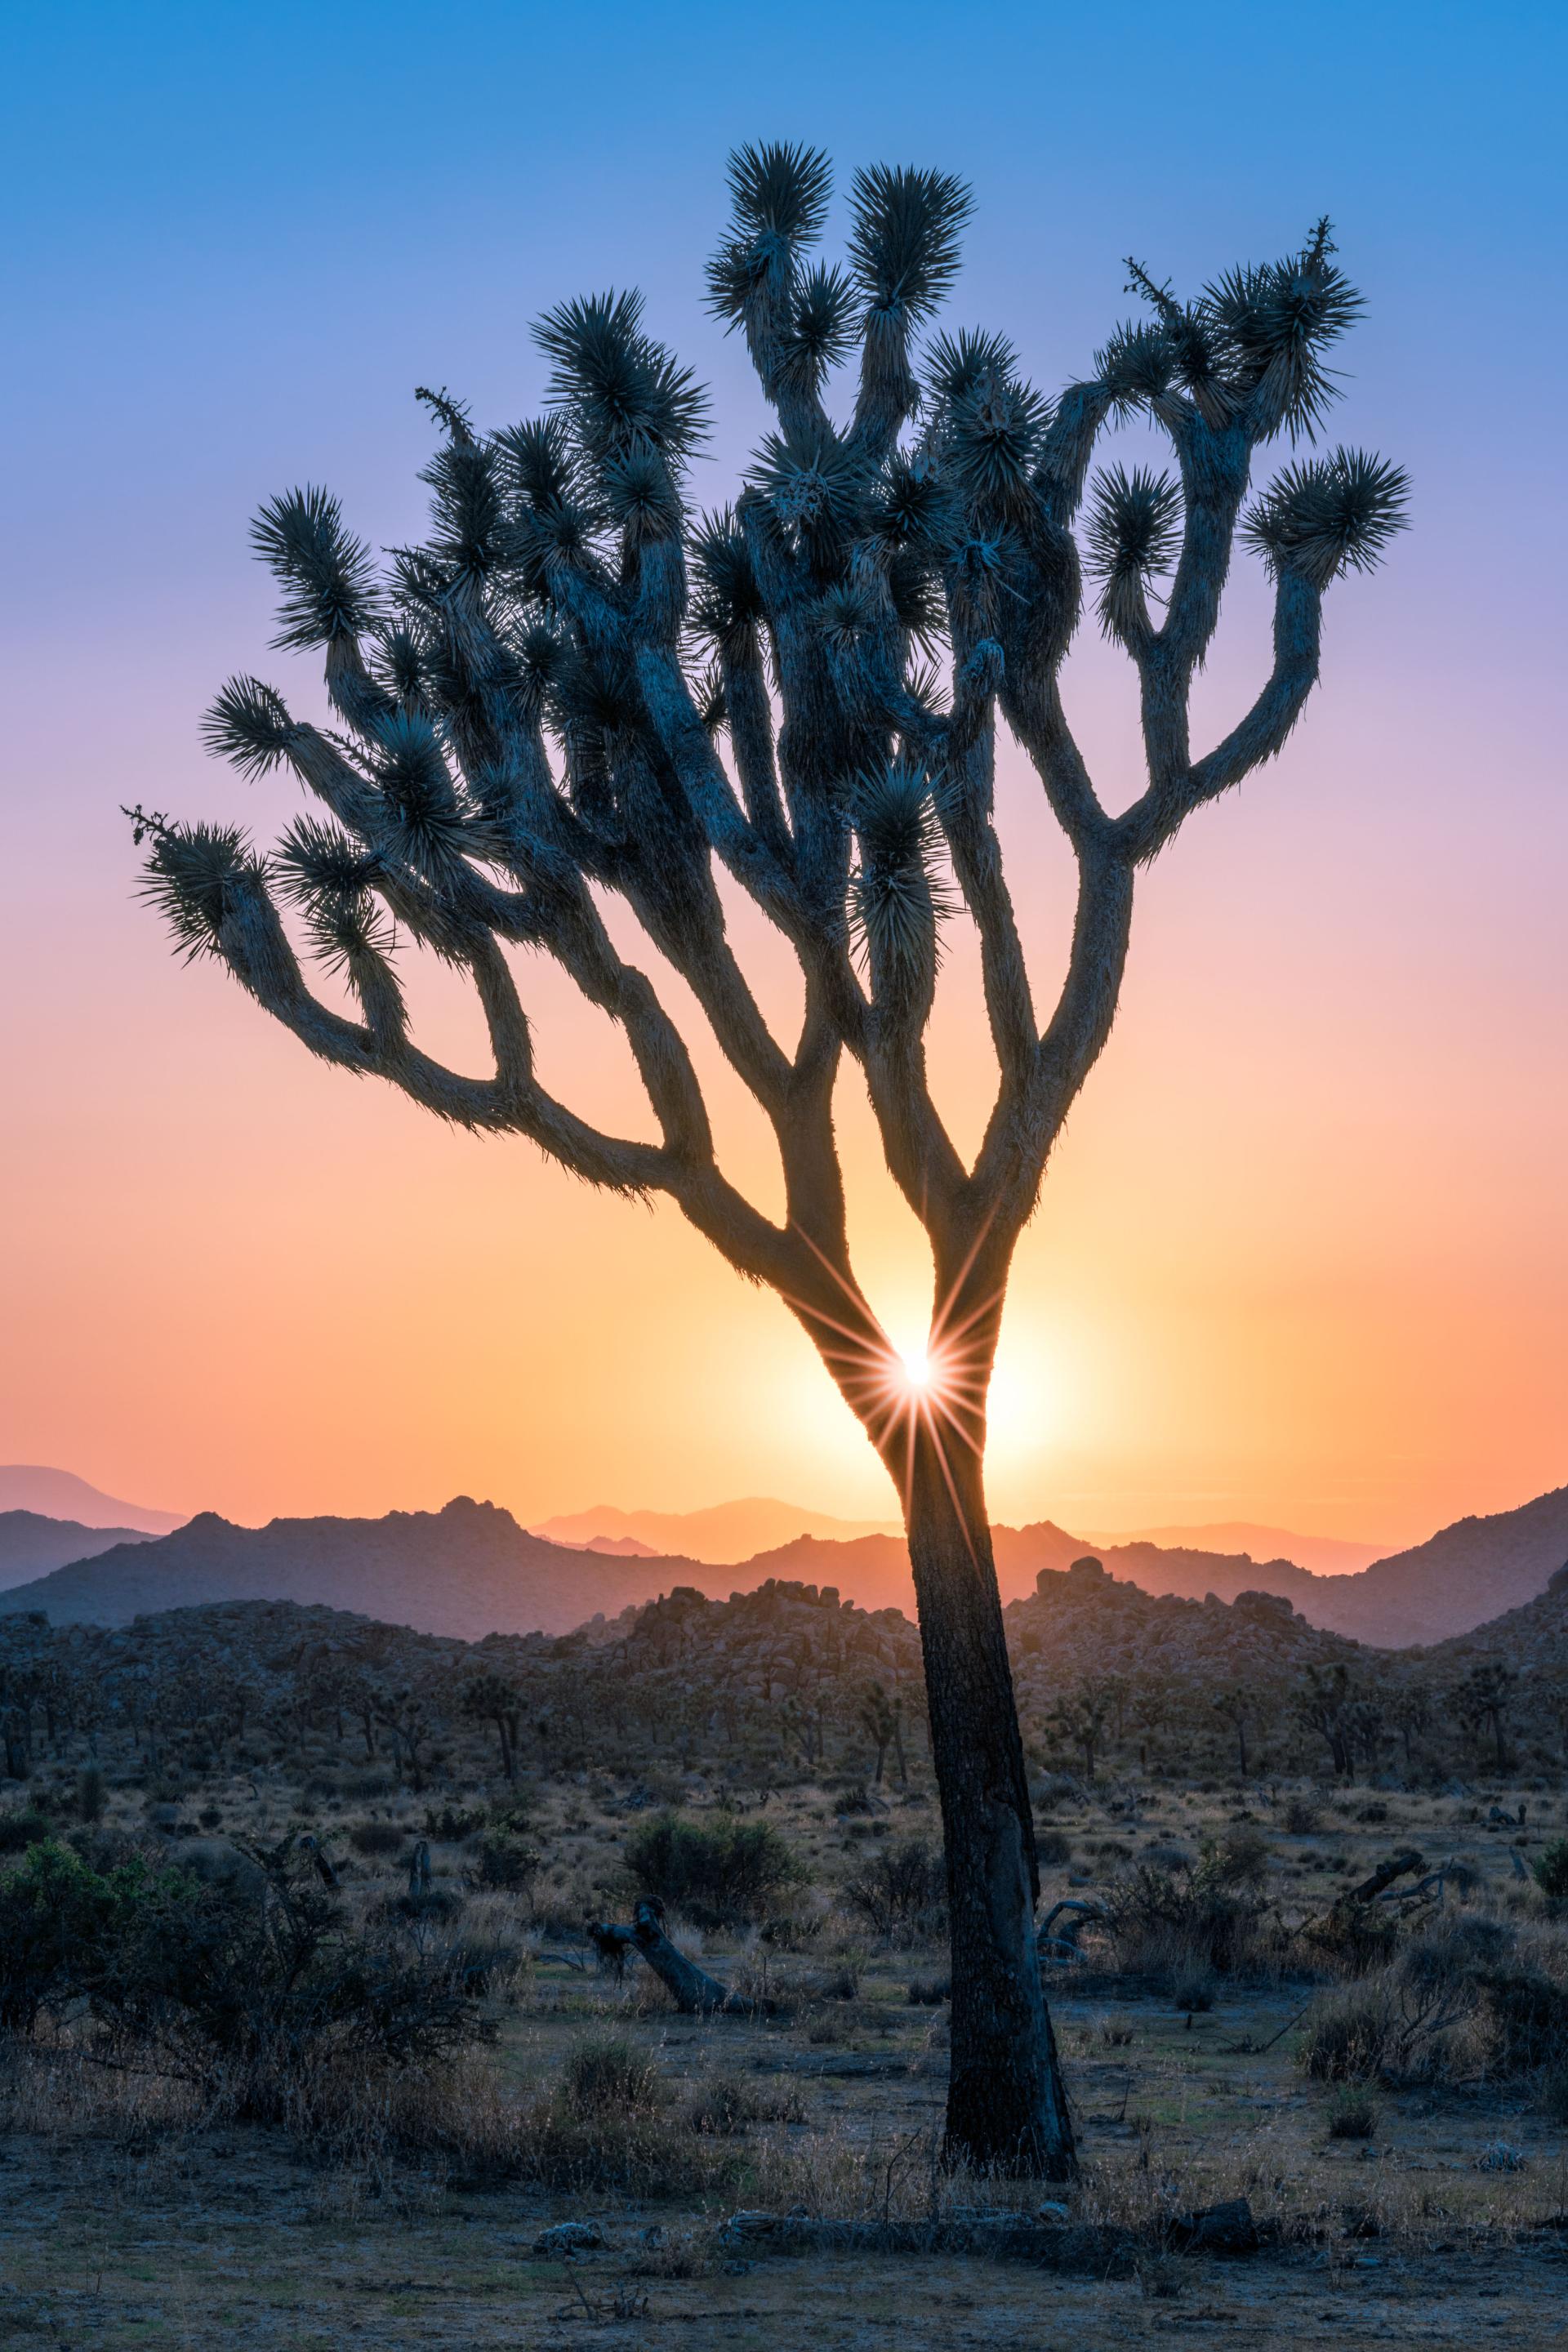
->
[[902, 1426, 1076, 2179]]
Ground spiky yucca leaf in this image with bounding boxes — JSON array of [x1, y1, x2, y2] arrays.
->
[[139, 821, 264, 962], [421, 435, 509, 581], [535, 291, 709, 470], [775, 264, 858, 392], [848, 165, 973, 336], [1084, 466, 1183, 637], [200, 676, 297, 780], [493, 416, 579, 511], [750, 424, 867, 541], [274, 815, 396, 975], [847, 762, 953, 992], [604, 446, 681, 544], [1243, 449, 1410, 588], [369, 709, 474, 877], [1204, 224, 1363, 442], [1094, 320, 1178, 414], [944, 372, 1051, 513], [923, 327, 1020, 408], [725, 142, 833, 243], [863, 450, 954, 554], [706, 145, 834, 327], [688, 510, 767, 653], [252, 488, 381, 649], [368, 626, 429, 712], [691, 657, 728, 737], [815, 578, 880, 656]]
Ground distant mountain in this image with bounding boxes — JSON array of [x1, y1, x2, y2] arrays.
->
[[0, 1467, 185, 1535], [1297, 1486, 1568, 1647], [5, 1482, 1563, 1650], [0, 1497, 744, 1640], [532, 1498, 899, 1563], [1080, 1521, 1387, 1579], [0, 1511, 158, 1589]]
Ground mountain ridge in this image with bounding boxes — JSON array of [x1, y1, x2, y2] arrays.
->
[[4, 1481, 1566, 1647]]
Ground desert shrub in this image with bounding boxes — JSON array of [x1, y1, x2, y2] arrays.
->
[[1299, 1984, 1401, 2082], [1326, 2087, 1379, 2139], [74, 1767, 106, 1824], [684, 2071, 806, 2135], [560, 2035, 664, 2116], [1172, 1971, 1214, 2014], [800, 1960, 862, 2001], [1468, 1967, 1568, 2073], [622, 1812, 800, 1929], [1102, 1841, 1271, 1978], [348, 1820, 404, 1857], [1530, 1838, 1568, 1901], [840, 1838, 944, 1943], [906, 1974, 950, 2006], [1036, 1829, 1073, 1868], [422, 1804, 485, 1842], [1283, 1796, 1321, 1835], [0, 1808, 53, 1857], [1298, 1914, 1566, 2087], [0, 1837, 488, 2114], [471, 1831, 541, 1892], [1539, 2065, 1568, 2124], [0, 1838, 137, 2030]]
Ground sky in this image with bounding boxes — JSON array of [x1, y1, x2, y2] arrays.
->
[[1, 1, 1564, 1548]]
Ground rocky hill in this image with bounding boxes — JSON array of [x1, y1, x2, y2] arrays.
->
[[0, 1499, 739, 1639], [8, 1481, 1567, 1650], [0, 1511, 156, 1588]]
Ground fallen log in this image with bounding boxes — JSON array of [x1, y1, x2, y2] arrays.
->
[[587, 1899, 768, 2016]]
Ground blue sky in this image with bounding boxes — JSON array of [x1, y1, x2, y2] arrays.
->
[[2, 2, 1566, 1535]]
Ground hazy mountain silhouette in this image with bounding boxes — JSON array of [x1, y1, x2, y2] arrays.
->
[[4, 1484, 1564, 1648], [1078, 1521, 1386, 1578], [532, 1498, 899, 1561], [0, 1511, 158, 1587], [0, 1498, 743, 1639], [0, 1467, 185, 1535]]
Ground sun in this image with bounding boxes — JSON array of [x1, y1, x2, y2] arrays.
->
[[895, 1341, 935, 1393]]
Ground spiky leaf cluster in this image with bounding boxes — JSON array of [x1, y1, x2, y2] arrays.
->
[[252, 488, 381, 649], [274, 816, 395, 974], [138, 822, 263, 962], [1084, 467, 1183, 637], [847, 764, 952, 993], [1243, 450, 1410, 587]]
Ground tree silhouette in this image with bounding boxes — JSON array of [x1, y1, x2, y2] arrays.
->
[[131, 147, 1405, 2175]]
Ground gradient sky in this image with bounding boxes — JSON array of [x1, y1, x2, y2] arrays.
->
[[2, 2, 1564, 1547]]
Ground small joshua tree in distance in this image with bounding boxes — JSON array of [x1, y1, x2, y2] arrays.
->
[[131, 148, 1406, 2177]]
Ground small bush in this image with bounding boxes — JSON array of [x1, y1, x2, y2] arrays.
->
[[422, 1804, 485, 1843], [1326, 2087, 1379, 2140], [471, 1831, 541, 1892], [840, 1838, 944, 1943], [622, 1812, 800, 1929], [1283, 1796, 1321, 1836], [1530, 1838, 1568, 1901], [348, 1820, 404, 1858], [684, 2071, 806, 2135], [561, 2036, 664, 2117], [906, 1975, 949, 2007], [75, 1767, 106, 1824], [1036, 1829, 1073, 1868], [0, 1809, 52, 1856], [1173, 1971, 1214, 2014]]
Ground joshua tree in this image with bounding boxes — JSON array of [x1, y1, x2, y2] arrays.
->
[[131, 147, 1405, 2176]]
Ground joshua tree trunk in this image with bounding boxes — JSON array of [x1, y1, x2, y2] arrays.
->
[[902, 1421, 1075, 2178]]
